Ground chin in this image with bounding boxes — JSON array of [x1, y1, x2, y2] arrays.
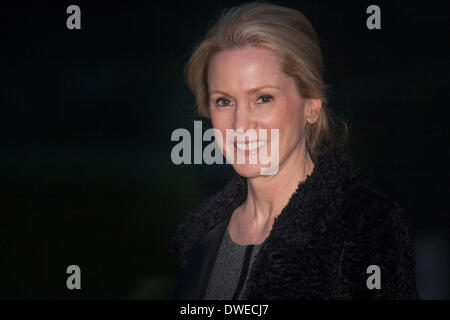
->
[[231, 163, 267, 178]]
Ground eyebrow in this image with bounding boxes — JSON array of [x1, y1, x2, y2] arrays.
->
[[209, 85, 281, 96]]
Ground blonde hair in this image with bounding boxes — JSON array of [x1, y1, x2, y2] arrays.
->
[[185, 2, 346, 161]]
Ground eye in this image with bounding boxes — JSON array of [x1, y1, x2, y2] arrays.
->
[[257, 95, 274, 104], [215, 97, 233, 107]]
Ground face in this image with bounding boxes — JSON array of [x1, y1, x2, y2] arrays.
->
[[207, 46, 321, 178]]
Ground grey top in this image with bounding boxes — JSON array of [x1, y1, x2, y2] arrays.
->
[[204, 228, 263, 300]]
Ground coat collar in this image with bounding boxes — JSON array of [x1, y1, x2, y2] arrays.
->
[[168, 145, 367, 266]]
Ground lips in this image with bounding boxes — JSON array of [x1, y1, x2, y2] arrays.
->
[[234, 140, 267, 151]]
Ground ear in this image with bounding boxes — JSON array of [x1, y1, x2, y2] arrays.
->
[[304, 99, 322, 124]]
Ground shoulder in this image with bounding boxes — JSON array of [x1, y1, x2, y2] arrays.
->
[[167, 175, 246, 264], [342, 184, 411, 240], [337, 185, 418, 298], [166, 188, 224, 264]]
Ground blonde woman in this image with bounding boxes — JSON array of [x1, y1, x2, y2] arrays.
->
[[168, 2, 418, 300]]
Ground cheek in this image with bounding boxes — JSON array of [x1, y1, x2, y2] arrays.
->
[[263, 103, 298, 132], [210, 113, 231, 149], [211, 113, 230, 132], [267, 101, 306, 145]]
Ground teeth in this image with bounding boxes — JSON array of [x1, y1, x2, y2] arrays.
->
[[235, 141, 267, 151]]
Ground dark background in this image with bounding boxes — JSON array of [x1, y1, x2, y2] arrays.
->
[[0, 0, 448, 299]]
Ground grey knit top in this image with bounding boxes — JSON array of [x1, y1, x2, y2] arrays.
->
[[204, 228, 263, 300]]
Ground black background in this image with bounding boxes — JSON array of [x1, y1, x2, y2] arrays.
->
[[0, 0, 449, 299]]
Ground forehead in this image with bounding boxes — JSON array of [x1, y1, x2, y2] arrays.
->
[[207, 46, 288, 90]]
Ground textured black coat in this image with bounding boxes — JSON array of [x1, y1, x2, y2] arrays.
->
[[168, 146, 419, 299]]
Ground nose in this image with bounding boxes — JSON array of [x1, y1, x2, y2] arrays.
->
[[233, 103, 254, 132]]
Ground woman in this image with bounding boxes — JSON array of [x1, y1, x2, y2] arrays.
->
[[168, 2, 418, 299]]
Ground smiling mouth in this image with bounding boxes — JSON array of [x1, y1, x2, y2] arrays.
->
[[234, 140, 268, 151]]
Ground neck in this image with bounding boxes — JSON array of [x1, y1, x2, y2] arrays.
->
[[242, 140, 314, 226]]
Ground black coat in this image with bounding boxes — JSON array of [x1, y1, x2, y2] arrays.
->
[[168, 146, 419, 299]]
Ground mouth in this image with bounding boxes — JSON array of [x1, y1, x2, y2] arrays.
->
[[234, 140, 268, 152]]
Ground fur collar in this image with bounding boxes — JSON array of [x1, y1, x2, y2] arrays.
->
[[168, 145, 368, 265]]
